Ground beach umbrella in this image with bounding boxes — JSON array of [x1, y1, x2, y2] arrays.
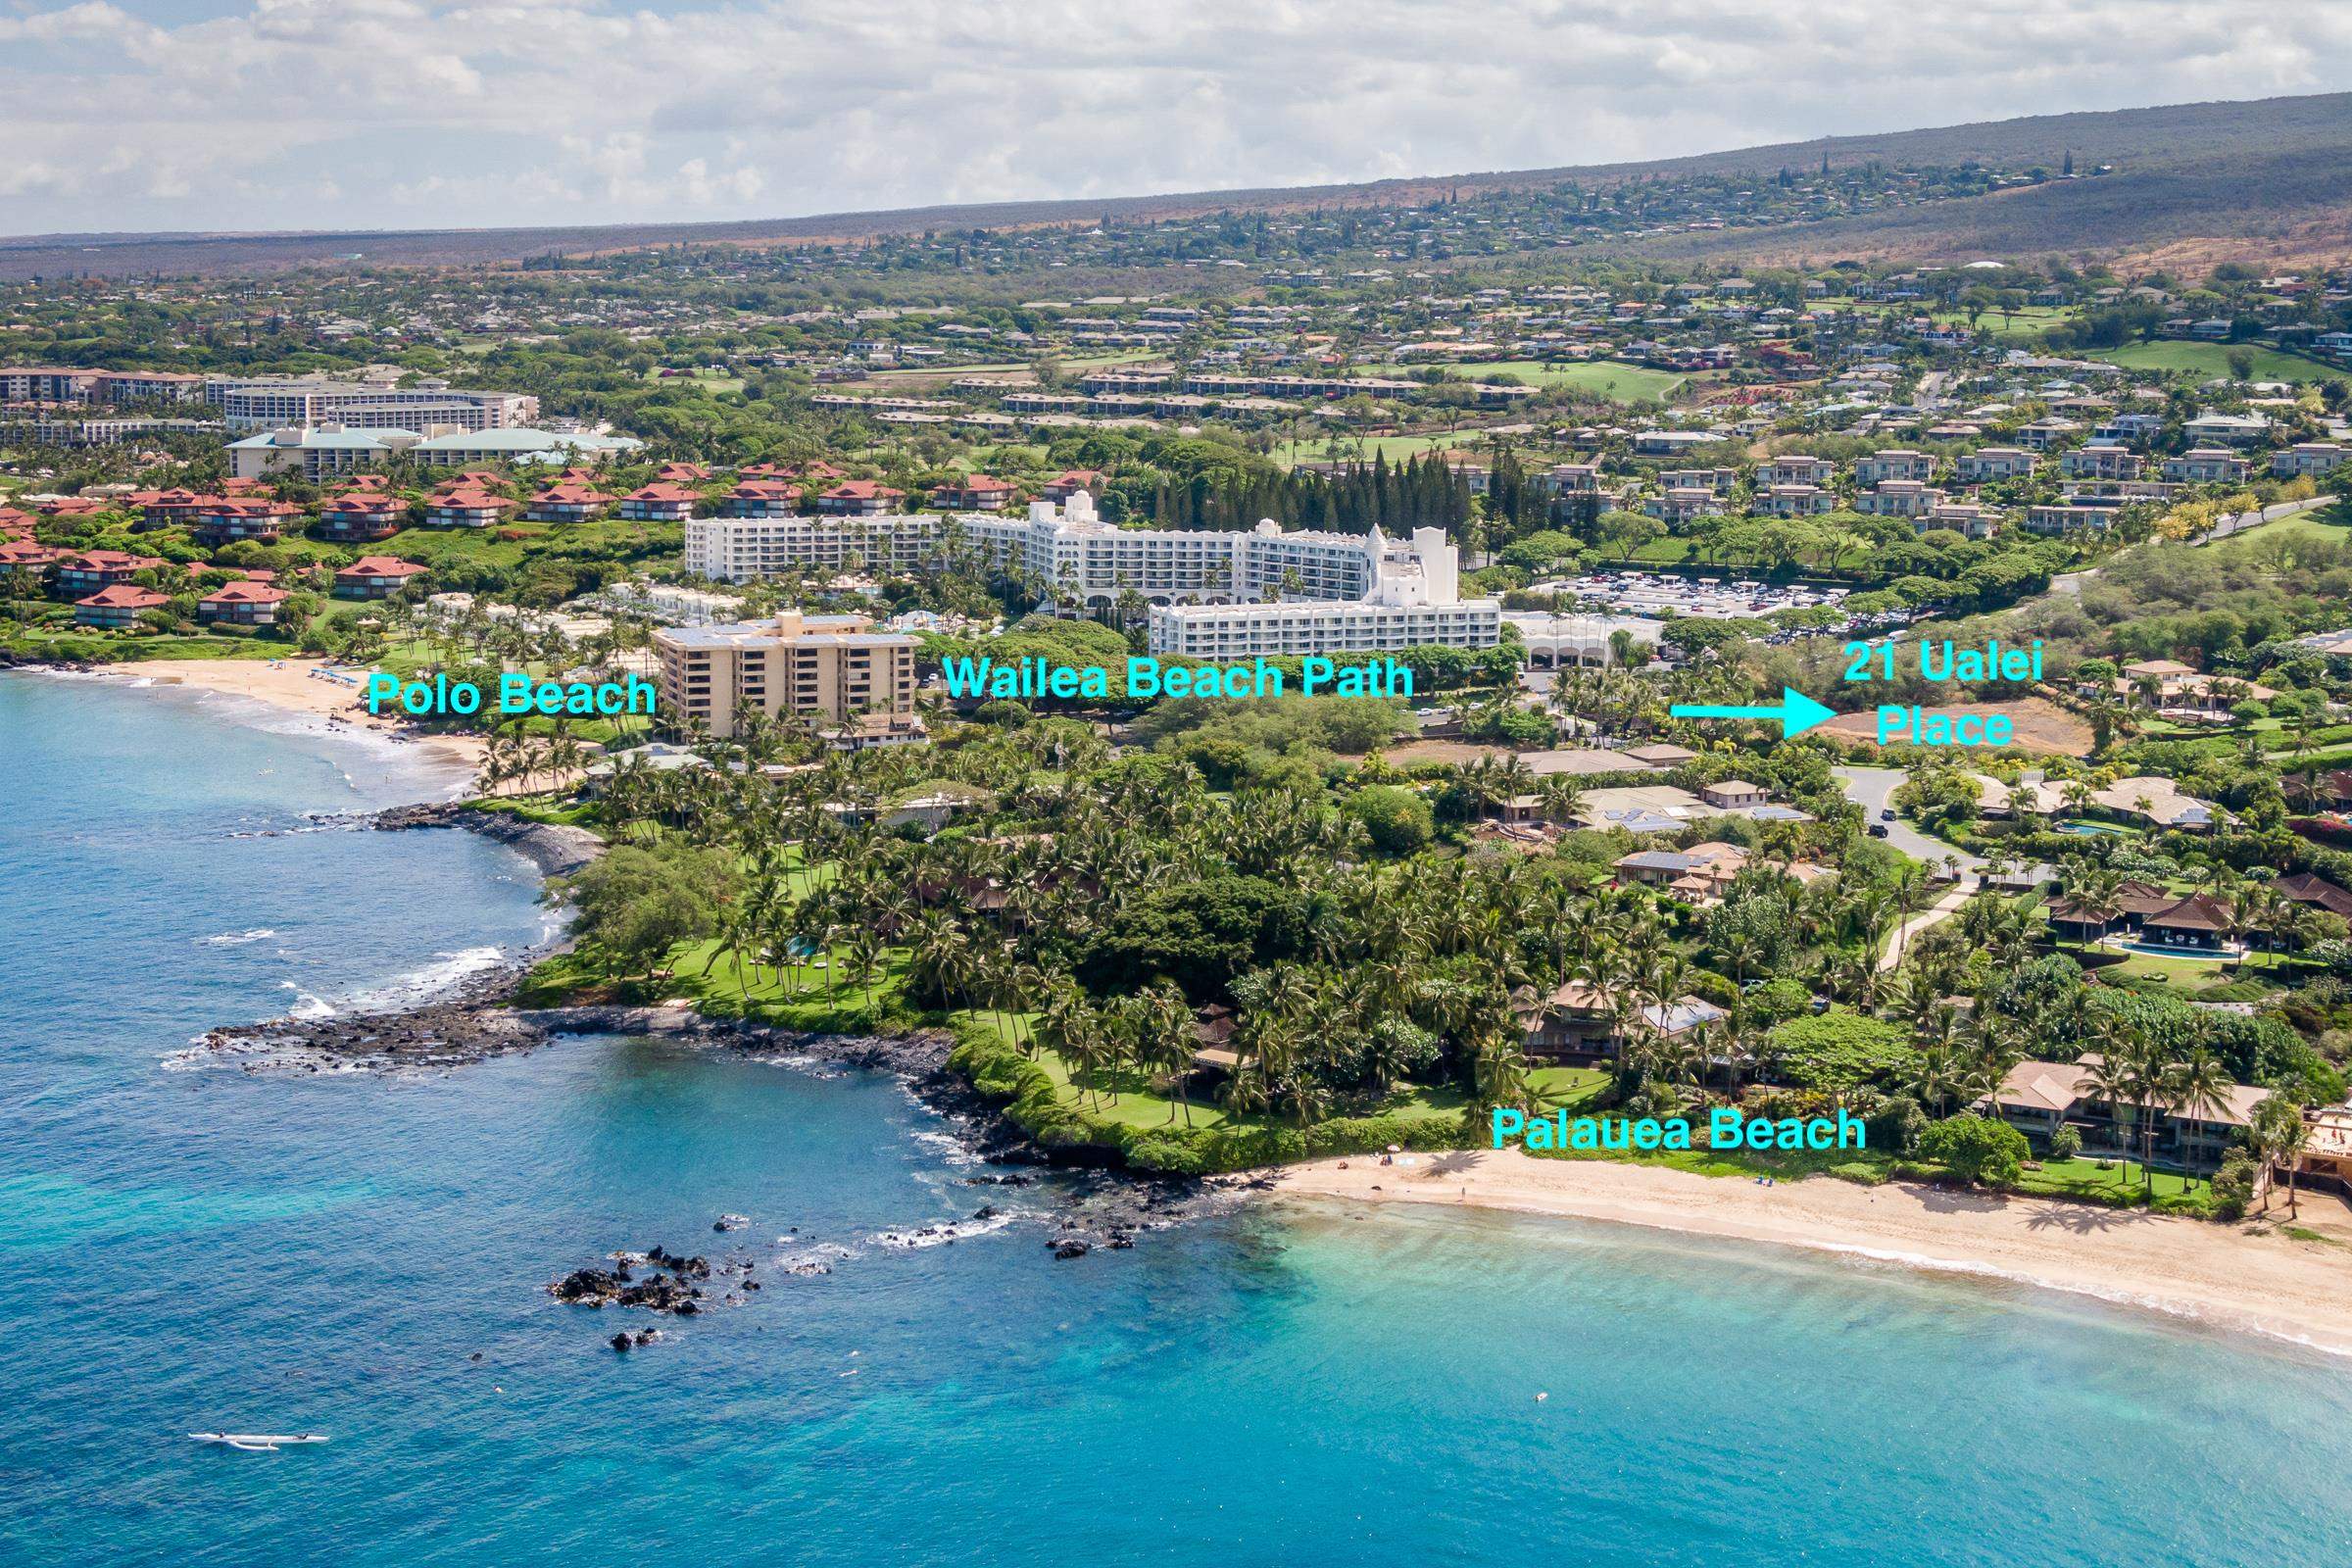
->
[[1386, 1145, 1402, 1153]]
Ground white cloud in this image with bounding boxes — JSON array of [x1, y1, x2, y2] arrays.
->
[[1, 0, 2348, 232]]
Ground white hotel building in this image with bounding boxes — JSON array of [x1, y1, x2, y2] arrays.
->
[[684, 492, 1499, 656]]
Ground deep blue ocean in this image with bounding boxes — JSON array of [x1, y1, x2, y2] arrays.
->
[[6, 667, 2352, 1566]]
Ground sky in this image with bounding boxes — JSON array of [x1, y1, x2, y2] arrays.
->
[[3, 0, 2350, 237]]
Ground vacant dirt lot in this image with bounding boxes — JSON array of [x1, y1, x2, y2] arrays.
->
[[1821, 696, 2094, 758]]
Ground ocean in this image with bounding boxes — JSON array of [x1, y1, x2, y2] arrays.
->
[[5, 667, 2351, 1565]]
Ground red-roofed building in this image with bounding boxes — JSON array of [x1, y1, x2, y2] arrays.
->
[[0, 539, 66, 569], [655, 462, 711, 482], [334, 556, 427, 599], [1040, 469, 1108, 502], [526, 482, 618, 523], [131, 488, 218, 529], [316, 493, 404, 543], [721, 480, 803, 518], [931, 474, 1017, 512], [814, 480, 905, 516], [421, 489, 516, 529], [0, 505, 38, 537], [39, 497, 108, 519], [619, 483, 702, 522], [53, 550, 167, 599], [74, 582, 170, 628], [192, 499, 302, 547], [197, 579, 291, 626]]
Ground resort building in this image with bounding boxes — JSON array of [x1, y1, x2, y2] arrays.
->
[[2273, 442, 2348, 478], [316, 494, 403, 542], [74, 583, 169, 628], [1955, 446, 2036, 482], [420, 489, 516, 529], [684, 514, 944, 582], [618, 484, 703, 523], [652, 610, 922, 744], [333, 556, 428, 599], [1145, 524, 1498, 660], [209, 376, 536, 432], [528, 482, 617, 523], [2161, 449, 2249, 484], [53, 550, 166, 599], [191, 500, 301, 547], [226, 425, 421, 480], [197, 580, 289, 626]]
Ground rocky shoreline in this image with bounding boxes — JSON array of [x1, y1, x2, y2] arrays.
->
[[367, 801, 607, 877]]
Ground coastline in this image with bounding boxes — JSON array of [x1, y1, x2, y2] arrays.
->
[[1272, 1149, 2352, 1357], [96, 657, 488, 777]]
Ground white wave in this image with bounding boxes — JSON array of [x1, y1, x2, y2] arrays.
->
[[278, 982, 337, 1021], [198, 928, 278, 947], [337, 947, 508, 1014], [865, 1210, 1021, 1250]]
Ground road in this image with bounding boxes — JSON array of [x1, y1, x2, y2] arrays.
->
[[1834, 766, 1986, 969], [2050, 494, 2335, 596]]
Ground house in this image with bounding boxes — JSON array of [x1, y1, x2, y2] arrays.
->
[[52, 550, 166, 599], [2042, 878, 2179, 941], [527, 482, 618, 523], [618, 483, 702, 522], [73, 582, 169, 628], [2012, 417, 2079, 451], [421, 488, 516, 529], [1983, 1054, 2267, 1172], [1614, 841, 1749, 902], [2099, 660, 2276, 721], [2273, 442, 2347, 478], [931, 474, 1017, 512], [1622, 743, 1695, 769], [315, 494, 403, 542], [813, 480, 906, 516], [1514, 980, 1727, 1062], [1642, 487, 1723, 524], [2161, 448, 2249, 484], [197, 579, 290, 626], [333, 556, 427, 599], [1039, 469, 1108, 502], [2275, 872, 2352, 918], [132, 487, 219, 529], [2181, 413, 2270, 447], [1697, 779, 1769, 809]]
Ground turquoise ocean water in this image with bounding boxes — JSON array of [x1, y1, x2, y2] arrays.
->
[[4, 667, 2351, 1565]]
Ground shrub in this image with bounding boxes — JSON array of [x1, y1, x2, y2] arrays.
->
[[2046, 1124, 2082, 1161], [2208, 1149, 2257, 1221], [1919, 1113, 2030, 1187]]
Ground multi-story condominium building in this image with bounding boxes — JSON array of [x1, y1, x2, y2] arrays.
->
[[316, 494, 404, 542], [53, 550, 167, 599], [1853, 480, 1944, 518], [208, 376, 537, 432], [1954, 446, 2036, 483], [1852, 449, 1935, 486], [191, 500, 301, 546], [197, 580, 289, 626], [409, 427, 641, 468], [2273, 442, 2347, 478], [1759, 483, 1838, 517], [2182, 412, 2272, 446], [2162, 449, 2250, 484], [526, 482, 617, 523], [719, 481, 803, 518], [653, 611, 921, 742], [2, 368, 212, 405], [1147, 525, 1499, 661], [1643, 487, 1725, 524], [1655, 466, 1738, 497], [74, 583, 169, 628], [684, 515, 943, 582], [618, 483, 702, 522], [333, 556, 428, 599], [813, 480, 906, 515], [1765, 455, 1837, 486], [2093, 413, 2165, 443], [2062, 443, 2143, 480], [1923, 502, 2001, 539]]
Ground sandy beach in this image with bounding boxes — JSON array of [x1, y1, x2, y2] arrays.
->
[[1273, 1150, 2352, 1356], [103, 658, 488, 774]]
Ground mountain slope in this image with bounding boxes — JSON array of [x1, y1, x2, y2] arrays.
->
[[4, 92, 2347, 279]]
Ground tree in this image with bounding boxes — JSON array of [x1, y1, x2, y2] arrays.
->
[[2251, 1095, 2309, 1217], [545, 844, 735, 978], [1919, 1114, 2030, 1187], [1345, 784, 1435, 854]]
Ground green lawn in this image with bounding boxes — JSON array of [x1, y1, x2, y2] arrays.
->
[[645, 368, 746, 395], [1273, 433, 1464, 467], [2012, 1154, 2210, 1207], [1920, 305, 2072, 342], [1444, 360, 1688, 402], [2085, 341, 2345, 383]]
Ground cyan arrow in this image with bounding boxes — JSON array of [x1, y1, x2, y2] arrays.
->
[[1668, 687, 1837, 740]]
